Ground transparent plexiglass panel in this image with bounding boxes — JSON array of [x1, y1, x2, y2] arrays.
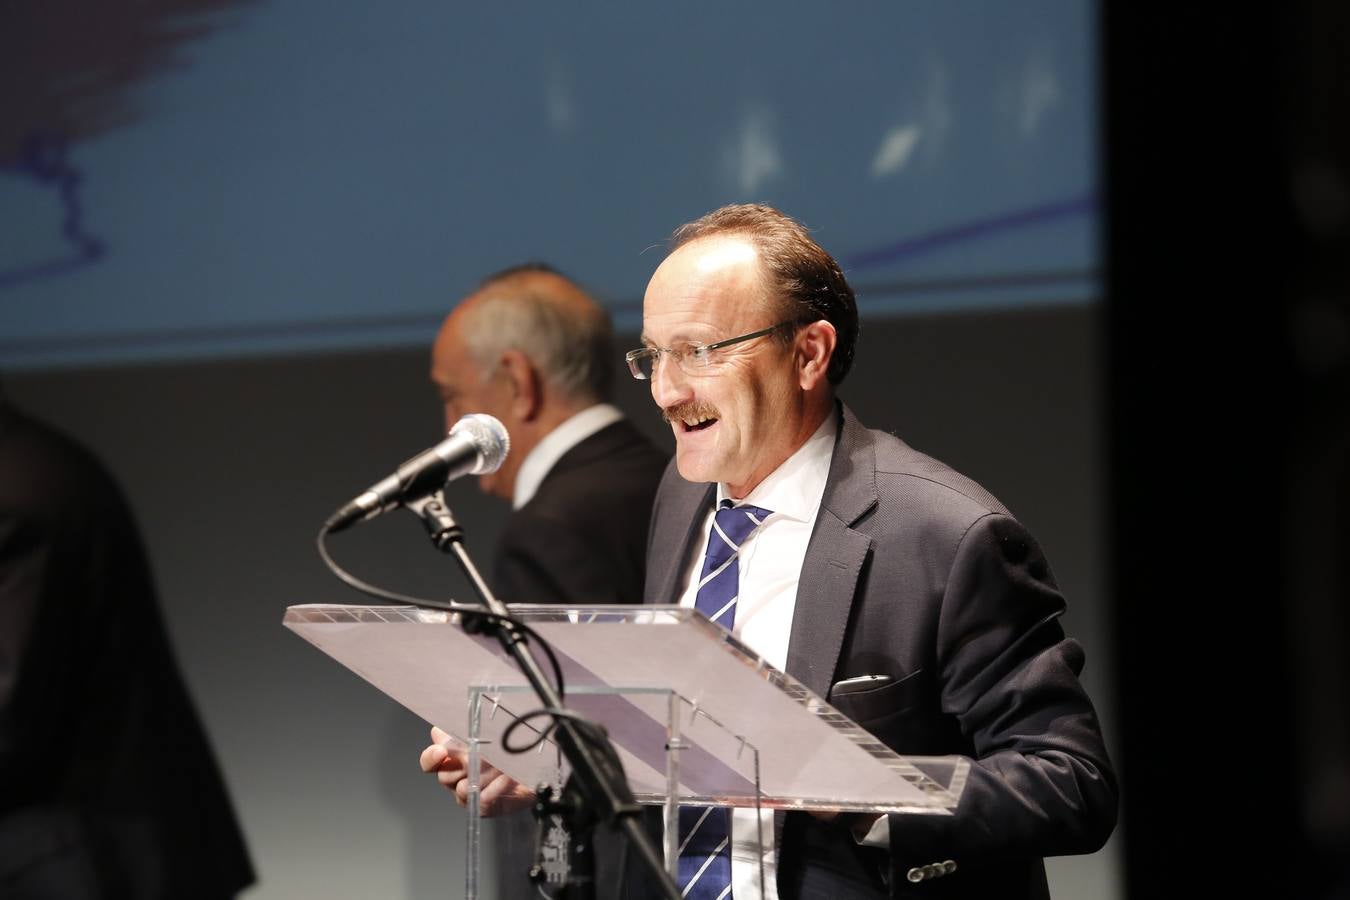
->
[[284, 603, 968, 814]]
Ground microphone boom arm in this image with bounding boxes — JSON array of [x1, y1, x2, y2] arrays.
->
[[406, 496, 681, 900]]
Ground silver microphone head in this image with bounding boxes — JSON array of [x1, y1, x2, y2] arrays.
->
[[452, 413, 510, 475]]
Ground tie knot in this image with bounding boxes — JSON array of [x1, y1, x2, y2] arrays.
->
[[713, 501, 772, 545]]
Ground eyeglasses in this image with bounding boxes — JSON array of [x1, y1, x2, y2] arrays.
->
[[625, 320, 798, 380]]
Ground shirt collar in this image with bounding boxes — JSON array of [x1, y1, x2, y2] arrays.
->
[[716, 412, 838, 523], [513, 403, 624, 510]]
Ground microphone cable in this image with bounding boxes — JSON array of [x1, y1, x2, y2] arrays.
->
[[315, 521, 568, 703]]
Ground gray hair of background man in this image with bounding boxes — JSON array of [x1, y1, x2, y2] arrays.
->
[[457, 262, 615, 404]]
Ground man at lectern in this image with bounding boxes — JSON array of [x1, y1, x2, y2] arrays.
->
[[424, 208, 1117, 899]]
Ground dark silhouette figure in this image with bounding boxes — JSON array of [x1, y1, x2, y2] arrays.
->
[[0, 394, 254, 898]]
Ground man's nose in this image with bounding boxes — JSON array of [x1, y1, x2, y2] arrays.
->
[[649, 354, 691, 409]]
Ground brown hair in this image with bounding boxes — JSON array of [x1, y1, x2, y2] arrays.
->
[[670, 204, 859, 384]]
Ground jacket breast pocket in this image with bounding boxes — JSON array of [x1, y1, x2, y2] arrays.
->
[[827, 668, 927, 726]]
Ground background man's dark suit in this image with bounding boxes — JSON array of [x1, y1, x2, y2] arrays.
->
[[642, 404, 1116, 899], [0, 401, 254, 898], [492, 418, 667, 606], [425, 263, 671, 896]]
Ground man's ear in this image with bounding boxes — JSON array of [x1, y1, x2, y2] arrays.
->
[[797, 320, 837, 391], [499, 350, 543, 422]]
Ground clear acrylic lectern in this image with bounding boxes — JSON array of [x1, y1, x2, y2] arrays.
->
[[284, 604, 969, 897]]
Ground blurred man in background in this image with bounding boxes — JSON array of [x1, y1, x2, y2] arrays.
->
[[429, 263, 667, 608], [427, 263, 667, 895]]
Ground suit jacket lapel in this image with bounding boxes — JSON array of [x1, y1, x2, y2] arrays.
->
[[645, 476, 715, 604], [784, 403, 878, 698]]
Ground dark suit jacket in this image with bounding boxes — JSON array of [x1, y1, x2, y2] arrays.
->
[[0, 402, 254, 899], [492, 418, 668, 607], [642, 403, 1116, 900]]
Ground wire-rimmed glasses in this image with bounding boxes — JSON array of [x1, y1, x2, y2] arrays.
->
[[625, 320, 798, 380]]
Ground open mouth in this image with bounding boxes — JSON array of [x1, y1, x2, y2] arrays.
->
[[682, 417, 717, 433], [665, 403, 720, 434]]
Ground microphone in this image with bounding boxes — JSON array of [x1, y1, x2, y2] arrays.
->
[[324, 413, 510, 534]]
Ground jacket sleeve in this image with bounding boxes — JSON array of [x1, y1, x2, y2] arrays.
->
[[885, 512, 1118, 874]]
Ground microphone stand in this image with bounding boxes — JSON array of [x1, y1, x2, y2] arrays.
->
[[409, 492, 680, 900]]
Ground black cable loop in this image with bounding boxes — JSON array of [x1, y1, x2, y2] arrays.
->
[[501, 708, 612, 756]]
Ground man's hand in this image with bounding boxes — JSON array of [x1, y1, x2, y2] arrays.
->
[[419, 725, 536, 817]]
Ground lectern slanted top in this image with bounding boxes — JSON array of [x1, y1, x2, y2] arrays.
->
[[284, 602, 967, 814]]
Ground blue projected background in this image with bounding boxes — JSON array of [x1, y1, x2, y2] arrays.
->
[[1, 2, 1097, 369]]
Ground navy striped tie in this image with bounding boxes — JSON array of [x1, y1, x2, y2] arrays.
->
[[678, 500, 771, 900]]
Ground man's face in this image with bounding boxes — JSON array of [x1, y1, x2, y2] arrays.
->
[[429, 311, 513, 499], [642, 236, 806, 498]]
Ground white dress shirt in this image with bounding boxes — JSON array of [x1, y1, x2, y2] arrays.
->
[[511, 403, 624, 510], [675, 413, 838, 900]]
